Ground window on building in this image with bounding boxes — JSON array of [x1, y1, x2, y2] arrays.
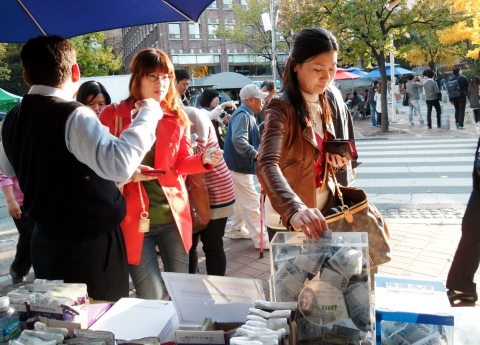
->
[[208, 24, 218, 39], [208, 1, 217, 8], [240, 0, 248, 9], [223, 0, 232, 9], [169, 23, 181, 39], [189, 23, 201, 39], [225, 24, 235, 33]]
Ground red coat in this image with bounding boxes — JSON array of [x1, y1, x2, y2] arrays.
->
[[100, 99, 211, 265]]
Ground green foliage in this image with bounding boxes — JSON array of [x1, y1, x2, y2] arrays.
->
[[0, 49, 29, 96], [0, 44, 11, 82], [69, 32, 123, 77], [215, 0, 290, 75]]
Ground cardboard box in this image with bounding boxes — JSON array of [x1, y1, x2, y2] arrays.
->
[[162, 273, 265, 345], [176, 322, 243, 345], [31, 299, 113, 330], [38, 316, 81, 338], [374, 274, 454, 345]]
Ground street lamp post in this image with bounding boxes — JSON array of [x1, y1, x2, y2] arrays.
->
[[262, 0, 277, 91], [270, 0, 277, 91]]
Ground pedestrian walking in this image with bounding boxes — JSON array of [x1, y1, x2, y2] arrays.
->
[[374, 82, 382, 127], [447, 67, 469, 129], [406, 74, 425, 126], [367, 81, 379, 127], [423, 69, 441, 129], [223, 84, 269, 249]]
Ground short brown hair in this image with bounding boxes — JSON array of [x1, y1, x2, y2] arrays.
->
[[20, 35, 76, 87], [128, 48, 187, 125]]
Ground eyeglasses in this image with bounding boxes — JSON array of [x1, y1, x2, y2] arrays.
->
[[146, 73, 172, 82]]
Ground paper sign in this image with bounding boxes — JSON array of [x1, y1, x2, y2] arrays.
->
[[162, 272, 265, 326]]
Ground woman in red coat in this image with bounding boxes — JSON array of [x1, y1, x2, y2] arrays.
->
[[99, 48, 222, 299]]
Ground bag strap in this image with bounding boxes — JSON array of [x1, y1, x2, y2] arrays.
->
[[112, 103, 123, 138], [137, 182, 149, 220], [328, 164, 355, 224]]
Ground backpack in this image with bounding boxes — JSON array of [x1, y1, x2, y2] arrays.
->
[[446, 77, 461, 98]]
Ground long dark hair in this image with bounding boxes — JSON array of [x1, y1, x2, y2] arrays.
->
[[282, 28, 338, 127]]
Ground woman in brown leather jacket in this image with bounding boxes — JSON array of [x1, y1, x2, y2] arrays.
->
[[256, 28, 348, 241]]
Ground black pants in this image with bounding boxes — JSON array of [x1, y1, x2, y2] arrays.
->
[[426, 99, 441, 128], [446, 189, 480, 293], [474, 109, 479, 123], [452, 95, 467, 127], [10, 208, 35, 278], [189, 217, 228, 276], [31, 225, 129, 301], [376, 111, 381, 126]]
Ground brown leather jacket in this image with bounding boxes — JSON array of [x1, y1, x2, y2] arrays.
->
[[256, 94, 336, 228]]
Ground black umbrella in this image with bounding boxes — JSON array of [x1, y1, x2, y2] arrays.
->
[[0, 0, 214, 43]]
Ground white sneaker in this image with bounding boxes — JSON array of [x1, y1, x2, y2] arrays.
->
[[224, 227, 251, 239], [254, 241, 270, 250], [409, 122, 415, 126]]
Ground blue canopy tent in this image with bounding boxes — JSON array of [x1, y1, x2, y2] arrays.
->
[[0, 0, 215, 43], [346, 67, 368, 77], [363, 66, 413, 78]]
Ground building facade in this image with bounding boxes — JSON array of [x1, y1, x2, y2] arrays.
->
[[121, 0, 284, 79]]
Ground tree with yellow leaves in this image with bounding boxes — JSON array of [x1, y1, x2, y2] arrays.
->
[[278, 0, 464, 132], [400, 30, 464, 71]]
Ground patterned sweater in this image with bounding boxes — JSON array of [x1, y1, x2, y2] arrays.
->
[[184, 107, 235, 219]]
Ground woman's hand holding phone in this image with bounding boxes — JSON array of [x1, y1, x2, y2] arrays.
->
[[130, 164, 164, 182], [326, 153, 349, 169]]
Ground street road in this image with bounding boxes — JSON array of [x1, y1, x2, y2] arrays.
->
[[355, 138, 477, 214]]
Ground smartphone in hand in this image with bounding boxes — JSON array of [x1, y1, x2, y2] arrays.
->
[[140, 169, 166, 176]]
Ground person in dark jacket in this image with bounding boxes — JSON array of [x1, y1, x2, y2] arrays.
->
[[446, 137, 480, 305], [367, 81, 379, 127], [468, 76, 480, 124], [449, 67, 469, 129]]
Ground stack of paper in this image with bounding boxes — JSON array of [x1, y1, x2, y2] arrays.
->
[[89, 298, 178, 342]]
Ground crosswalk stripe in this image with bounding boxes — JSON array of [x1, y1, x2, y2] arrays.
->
[[355, 138, 477, 146], [368, 193, 469, 205], [358, 166, 471, 173], [360, 149, 474, 156], [356, 143, 475, 151], [360, 157, 474, 163], [355, 178, 471, 188]]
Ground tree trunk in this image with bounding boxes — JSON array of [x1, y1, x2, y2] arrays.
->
[[377, 54, 389, 133]]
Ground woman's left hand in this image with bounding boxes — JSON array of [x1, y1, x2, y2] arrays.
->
[[326, 153, 349, 169]]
